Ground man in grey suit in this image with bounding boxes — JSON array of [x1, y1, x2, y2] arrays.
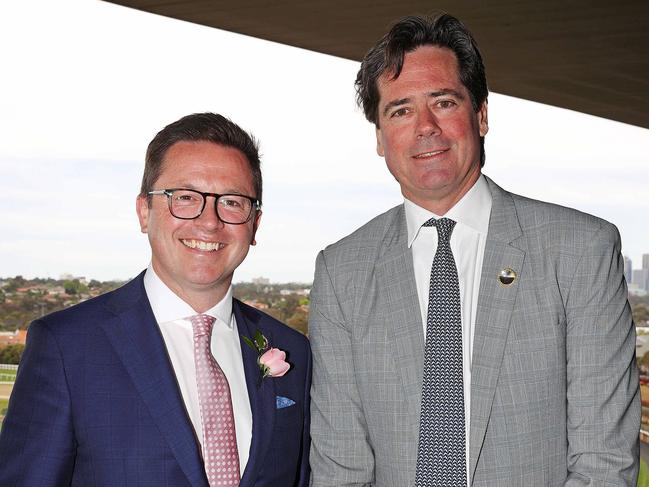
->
[[309, 13, 640, 486]]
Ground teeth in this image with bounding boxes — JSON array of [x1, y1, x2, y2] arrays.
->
[[181, 239, 223, 251], [415, 150, 444, 158]]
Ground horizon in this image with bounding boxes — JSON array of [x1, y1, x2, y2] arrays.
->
[[0, 274, 314, 285]]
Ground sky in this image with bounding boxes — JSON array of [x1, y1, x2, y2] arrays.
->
[[1, 0, 648, 283]]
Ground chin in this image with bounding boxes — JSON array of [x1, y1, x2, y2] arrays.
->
[[191, 272, 228, 287]]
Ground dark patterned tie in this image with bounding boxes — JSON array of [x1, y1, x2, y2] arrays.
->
[[415, 217, 466, 487]]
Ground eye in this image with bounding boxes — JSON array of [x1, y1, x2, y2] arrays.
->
[[436, 99, 457, 109], [390, 107, 410, 118], [219, 196, 244, 208], [174, 191, 201, 203]]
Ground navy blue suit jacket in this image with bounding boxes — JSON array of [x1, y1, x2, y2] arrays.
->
[[0, 273, 311, 486]]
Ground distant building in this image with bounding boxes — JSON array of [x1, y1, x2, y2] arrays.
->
[[242, 299, 269, 310], [59, 273, 88, 284], [624, 256, 633, 284], [634, 269, 648, 292], [251, 277, 270, 285], [15, 285, 48, 294], [48, 286, 66, 296], [636, 334, 649, 358], [0, 330, 27, 347]]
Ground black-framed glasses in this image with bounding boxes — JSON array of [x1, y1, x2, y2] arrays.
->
[[148, 188, 261, 224]]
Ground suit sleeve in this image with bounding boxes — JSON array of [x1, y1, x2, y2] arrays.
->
[[0, 320, 76, 486], [564, 222, 640, 486], [309, 251, 374, 487]]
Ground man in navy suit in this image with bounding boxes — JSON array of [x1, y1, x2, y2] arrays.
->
[[0, 112, 311, 486]]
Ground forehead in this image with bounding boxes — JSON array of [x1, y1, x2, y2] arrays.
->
[[377, 45, 463, 100], [158, 140, 253, 189]]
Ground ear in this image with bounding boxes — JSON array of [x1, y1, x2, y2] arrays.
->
[[250, 209, 262, 246], [375, 126, 385, 157], [136, 194, 149, 233], [478, 100, 488, 137]]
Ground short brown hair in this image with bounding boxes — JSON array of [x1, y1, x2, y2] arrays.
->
[[140, 112, 262, 202]]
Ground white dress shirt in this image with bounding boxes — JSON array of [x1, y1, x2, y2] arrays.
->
[[143, 266, 252, 476], [404, 175, 492, 477]]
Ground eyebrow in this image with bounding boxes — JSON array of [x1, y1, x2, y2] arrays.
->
[[382, 97, 410, 117], [381, 89, 466, 117], [167, 184, 248, 196]]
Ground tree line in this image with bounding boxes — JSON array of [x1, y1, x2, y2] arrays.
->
[[3, 276, 648, 367]]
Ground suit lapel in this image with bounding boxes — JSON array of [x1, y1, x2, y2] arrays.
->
[[376, 207, 425, 422], [234, 300, 276, 487], [469, 177, 525, 481], [100, 274, 208, 487]]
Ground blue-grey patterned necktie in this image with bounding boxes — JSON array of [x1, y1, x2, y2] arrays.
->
[[415, 217, 466, 487]]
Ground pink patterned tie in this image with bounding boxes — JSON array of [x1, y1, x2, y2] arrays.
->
[[191, 314, 241, 486]]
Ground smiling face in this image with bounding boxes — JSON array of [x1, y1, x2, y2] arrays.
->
[[375, 45, 488, 214], [137, 140, 261, 311]]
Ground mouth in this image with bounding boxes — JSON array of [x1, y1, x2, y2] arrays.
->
[[412, 149, 448, 159], [181, 239, 225, 252]]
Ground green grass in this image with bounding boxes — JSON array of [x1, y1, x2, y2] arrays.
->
[[0, 369, 16, 382], [639, 459, 649, 487], [0, 398, 8, 429]]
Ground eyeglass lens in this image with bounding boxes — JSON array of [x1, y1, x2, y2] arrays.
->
[[169, 189, 253, 223]]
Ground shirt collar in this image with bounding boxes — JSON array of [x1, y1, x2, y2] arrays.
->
[[143, 264, 234, 327], [405, 174, 492, 247]]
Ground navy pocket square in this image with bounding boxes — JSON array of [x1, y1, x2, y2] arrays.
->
[[276, 396, 295, 409]]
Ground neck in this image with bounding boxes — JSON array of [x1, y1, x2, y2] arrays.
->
[[184, 292, 226, 314], [411, 171, 481, 215], [151, 265, 230, 314]]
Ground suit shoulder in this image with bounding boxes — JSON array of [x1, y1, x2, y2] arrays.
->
[[509, 191, 619, 243], [319, 204, 403, 261], [35, 277, 142, 335]]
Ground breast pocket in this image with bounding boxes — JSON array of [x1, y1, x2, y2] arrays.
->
[[274, 399, 303, 430]]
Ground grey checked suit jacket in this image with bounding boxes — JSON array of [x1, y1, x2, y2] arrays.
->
[[309, 177, 640, 486]]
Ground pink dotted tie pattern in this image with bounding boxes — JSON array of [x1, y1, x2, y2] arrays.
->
[[190, 314, 241, 486]]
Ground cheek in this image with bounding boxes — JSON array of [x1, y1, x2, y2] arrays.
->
[[441, 117, 467, 138], [383, 127, 409, 150], [222, 224, 254, 250], [149, 216, 183, 246], [381, 132, 411, 170], [450, 114, 480, 143], [236, 228, 255, 251]]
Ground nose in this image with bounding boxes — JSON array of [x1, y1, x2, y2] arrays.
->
[[196, 196, 224, 230], [415, 108, 441, 138]]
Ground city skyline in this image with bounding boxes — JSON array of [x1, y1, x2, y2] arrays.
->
[[628, 254, 649, 295], [1, 0, 648, 283]]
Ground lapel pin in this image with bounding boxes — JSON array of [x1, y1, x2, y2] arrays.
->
[[498, 268, 516, 286]]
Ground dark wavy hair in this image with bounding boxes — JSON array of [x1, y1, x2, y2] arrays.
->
[[355, 14, 488, 165], [141, 112, 262, 203]]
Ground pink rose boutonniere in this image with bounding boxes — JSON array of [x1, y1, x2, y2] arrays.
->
[[242, 330, 290, 381], [259, 348, 290, 378]]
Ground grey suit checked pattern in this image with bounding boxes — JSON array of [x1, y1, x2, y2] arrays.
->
[[415, 218, 466, 487], [309, 177, 639, 487]]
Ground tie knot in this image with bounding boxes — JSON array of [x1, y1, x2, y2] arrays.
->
[[423, 217, 456, 243], [190, 314, 216, 337]]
